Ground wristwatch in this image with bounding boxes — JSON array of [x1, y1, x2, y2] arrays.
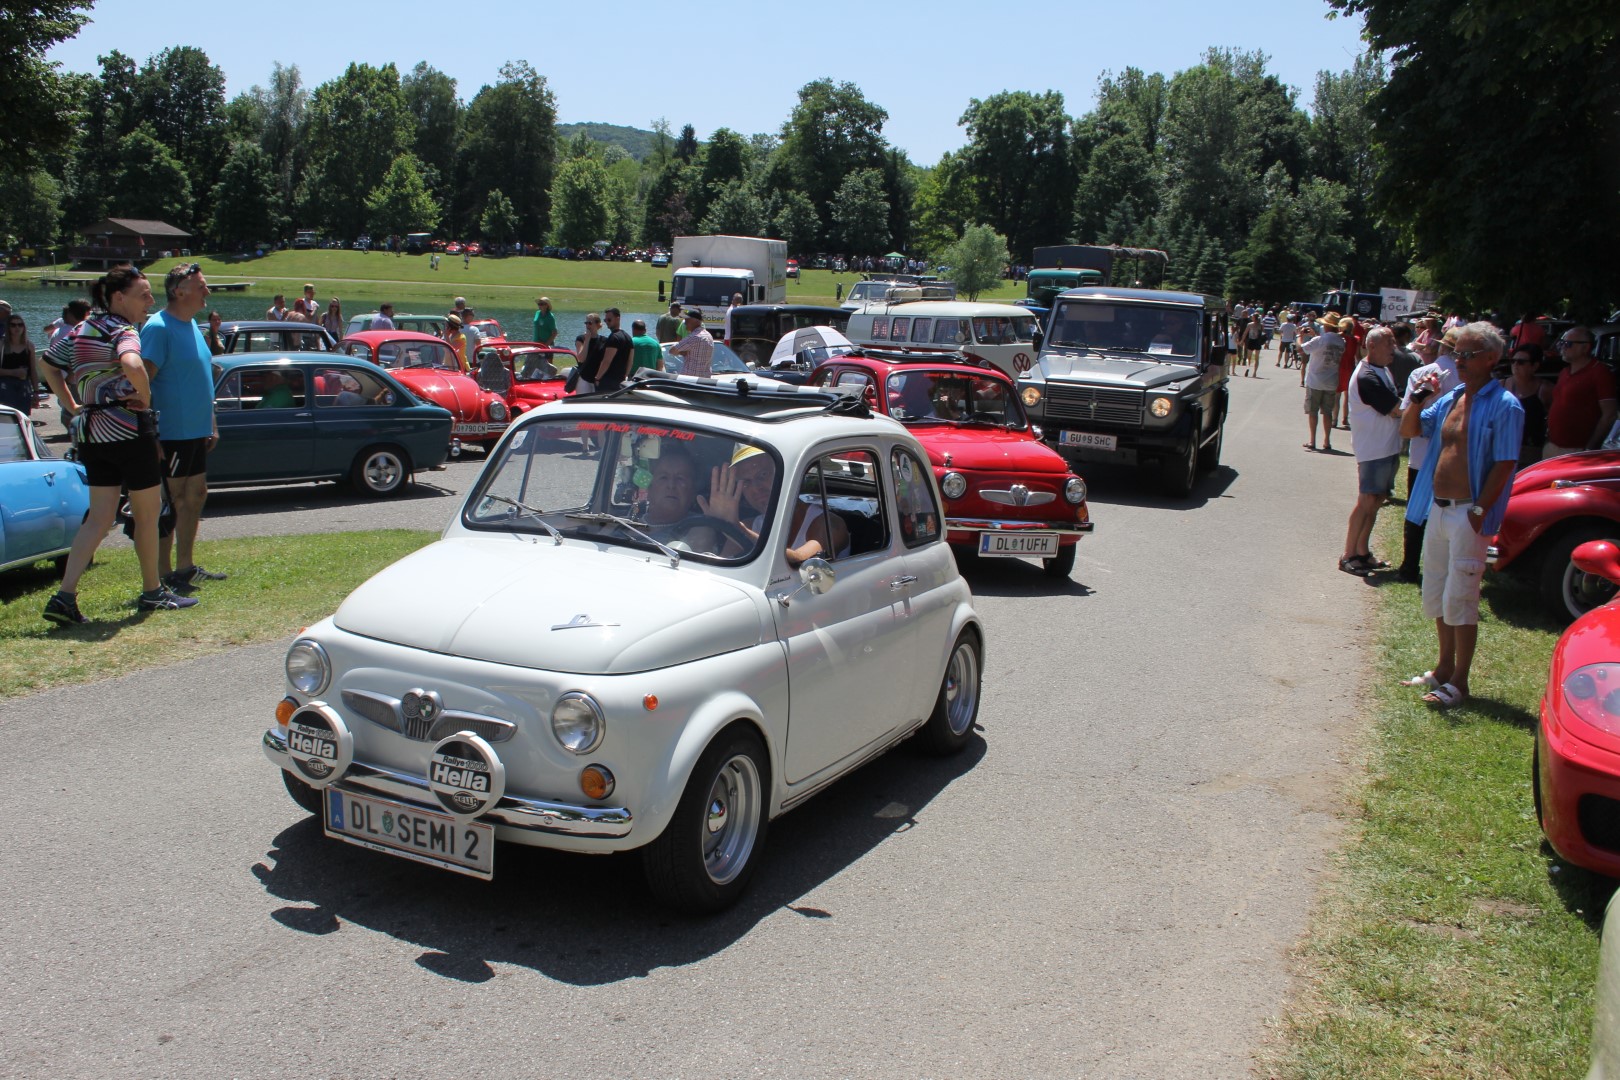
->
[[1468, 504, 1486, 519]]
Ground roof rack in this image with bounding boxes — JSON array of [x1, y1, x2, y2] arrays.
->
[[565, 372, 873, 422]]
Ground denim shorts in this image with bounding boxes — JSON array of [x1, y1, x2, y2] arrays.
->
[[1357, 454, 1399, 496]]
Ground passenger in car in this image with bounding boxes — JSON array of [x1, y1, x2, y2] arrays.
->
[[704, 444, 849, 565]]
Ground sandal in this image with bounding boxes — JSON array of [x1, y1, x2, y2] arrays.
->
[[1339, 556, 1370, 576], [1402, 671, 1441, 689], [1303, 443, 1316, 451], [1422, 682, 1466, 709], [1351, 554, 1390, 572]]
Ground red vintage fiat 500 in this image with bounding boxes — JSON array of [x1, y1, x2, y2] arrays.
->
[[339, 330, 509, 453], [810, 350, 1093, 577], [468, 340, 578, 418]]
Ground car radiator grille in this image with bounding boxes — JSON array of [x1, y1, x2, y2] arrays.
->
[[1043, 385, 1145, 426]]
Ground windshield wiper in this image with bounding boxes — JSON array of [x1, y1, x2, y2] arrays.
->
[[566, 511, 682, 567], [483, 494, 563, 544]]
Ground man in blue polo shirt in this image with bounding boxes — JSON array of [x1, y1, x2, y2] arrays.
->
[[1398, 322, 1523, 708], [143, 263, 226, 591]]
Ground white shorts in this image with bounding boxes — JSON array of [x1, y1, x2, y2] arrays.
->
[[1420, 502, 1489, 626]]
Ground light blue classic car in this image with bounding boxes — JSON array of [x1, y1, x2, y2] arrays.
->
[[0, 405, 89, 575]]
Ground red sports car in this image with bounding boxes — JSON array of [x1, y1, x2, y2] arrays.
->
[[809, 350, 1093, 577], [1488, 451, 1620, 621], [470, 341, 578, 417], [1537, 540, 1620, 876], [338, 330, 509, 452]]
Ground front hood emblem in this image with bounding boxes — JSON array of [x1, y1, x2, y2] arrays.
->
[[552, 613, 620, 631]]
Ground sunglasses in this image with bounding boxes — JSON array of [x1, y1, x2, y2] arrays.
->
[[1453, 348, 1491, 361], [1556, 339, 1592, 349], [6, 321, 22, 328], [176, 263, 202, 278]]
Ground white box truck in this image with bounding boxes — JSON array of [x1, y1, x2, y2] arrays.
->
[[669, 235, 789, 333]]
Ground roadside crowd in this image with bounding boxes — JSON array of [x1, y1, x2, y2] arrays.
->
[[1269, 301, 1610, 713]]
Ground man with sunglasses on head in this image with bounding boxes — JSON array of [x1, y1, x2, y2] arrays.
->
[[1398, 322, 1523, 709], [142, 263, 226, 592], [1543, 327, 1614, 458]]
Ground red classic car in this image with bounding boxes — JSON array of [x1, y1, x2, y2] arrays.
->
[[1488, 451, 1620, 621], [809, 350, 1093, 577], [338, 330, 509, 452], [470, 341, 578, 417], [1536, 540, 1620, 876]]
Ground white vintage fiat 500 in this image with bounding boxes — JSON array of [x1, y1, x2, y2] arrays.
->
[[263, 374, 984, 912]]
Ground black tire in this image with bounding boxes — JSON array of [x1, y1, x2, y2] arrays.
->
[[1537, 524, 1620, 622], [1042, 542, 1077, 579], [642, 725, 770, 914], [1532, 742, 1543, 827], [1197, 421, 1223, 474], [282, 769, 324, 816], [350, 445, 409, 497], [1161, 440, 1198, 497], [914, 631, 981, 755]]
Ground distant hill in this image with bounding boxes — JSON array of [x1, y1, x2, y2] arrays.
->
[[556, 122, 659, 161]]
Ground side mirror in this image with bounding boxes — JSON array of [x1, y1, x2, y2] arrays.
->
[[777, 557, 837, 606], [800, 557, 836, 594], [1574, 540, 1620, 588], [1032, 328, 1044, 354]]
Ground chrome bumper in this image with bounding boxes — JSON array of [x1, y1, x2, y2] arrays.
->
[[946, 517, 1094, 535], [263, 727, 633, 839]]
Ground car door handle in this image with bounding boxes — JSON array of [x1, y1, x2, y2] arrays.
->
[[890, 575, 918, 591], [44, 471, 55, 485]]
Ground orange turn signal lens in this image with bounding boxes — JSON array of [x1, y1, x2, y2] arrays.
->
[[643, 694, 658, 711], [275, 696, 298, 727], [580, 765, 616, 800]]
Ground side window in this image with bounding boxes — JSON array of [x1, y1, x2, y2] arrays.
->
[[890, 447, 942, 549], [891, 316, 911, 341], [795, 450, 888, 561], [911, 317, 933, 342], [833, 370, 876, 406], [315, 368, 392, 407], [935, 318, 967, 345], [294, 331, 331, 352], [214, 371, 242, 411], [871, 316, 890, 340], [240, 368, 306, 409]]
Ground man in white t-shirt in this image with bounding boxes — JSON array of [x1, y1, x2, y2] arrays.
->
[[1300, 313, 1346, 452], [1341, 326, 1405, 574]]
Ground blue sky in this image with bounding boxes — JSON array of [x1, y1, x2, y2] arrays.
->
[[49, 0, 1368, 164]]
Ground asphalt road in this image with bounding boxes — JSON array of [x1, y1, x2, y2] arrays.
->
[[1, 365, 1374, 1078]]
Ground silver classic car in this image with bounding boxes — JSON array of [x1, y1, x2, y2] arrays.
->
[[263, 374, 984, 912]]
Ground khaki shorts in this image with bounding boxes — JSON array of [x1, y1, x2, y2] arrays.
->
[[1421, 503, 1489, 626], [1304, 387, 1337, 416]]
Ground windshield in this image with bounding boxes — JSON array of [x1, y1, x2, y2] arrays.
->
[[1047, 301, 1202, 359], [884, 370, 1026, 428], [509, 349, 563, 381], [673, 274, 746, 307], [465, 417, 775, 563]]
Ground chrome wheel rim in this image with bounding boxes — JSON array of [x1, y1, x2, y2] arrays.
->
[[364, 452, 403, 492], [702, 753, 762, 885], [943, 641, 980, 736], [1566, 561, 1619, 616]]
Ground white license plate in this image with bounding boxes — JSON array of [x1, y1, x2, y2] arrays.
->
[[324, 788, 495, 879], [979, 531, 1061, 557], [1059, 430, 1118, 452]]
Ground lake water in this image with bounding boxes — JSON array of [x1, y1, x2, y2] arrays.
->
[[2, 284, 665, 349]]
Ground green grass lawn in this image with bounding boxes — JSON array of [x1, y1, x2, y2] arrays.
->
[[1266, 479, 1612, 1077], [13, 250, 1029, 310], [0, 530, 435, 696]]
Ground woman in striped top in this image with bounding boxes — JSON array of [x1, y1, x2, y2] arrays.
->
[[39, 265, 198, 624]]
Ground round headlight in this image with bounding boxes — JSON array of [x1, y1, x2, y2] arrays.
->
[[487, 398, 508, 422], [1065, 477, 1087, 505], [285, 640, 330, 695], [941, 471, 968, 499], [551, 692, 605, 754], [1021, 386, 1043, 408], [1150, 396, 1173, 418]]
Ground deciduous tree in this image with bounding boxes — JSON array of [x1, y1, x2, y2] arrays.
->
[[459, 61, 556, 242], [109, 127, 193, 225], [955, 91, 1074, 261], [302, 63, 413, 238], [941, 224, 1009, 301], [830, 168, 889, 254], [365, 154, 441, 238], [550, 155, 610, 249], [208, 142, 281, 249], [0, 1, 91, 173], [778, 79, 891, 248]]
